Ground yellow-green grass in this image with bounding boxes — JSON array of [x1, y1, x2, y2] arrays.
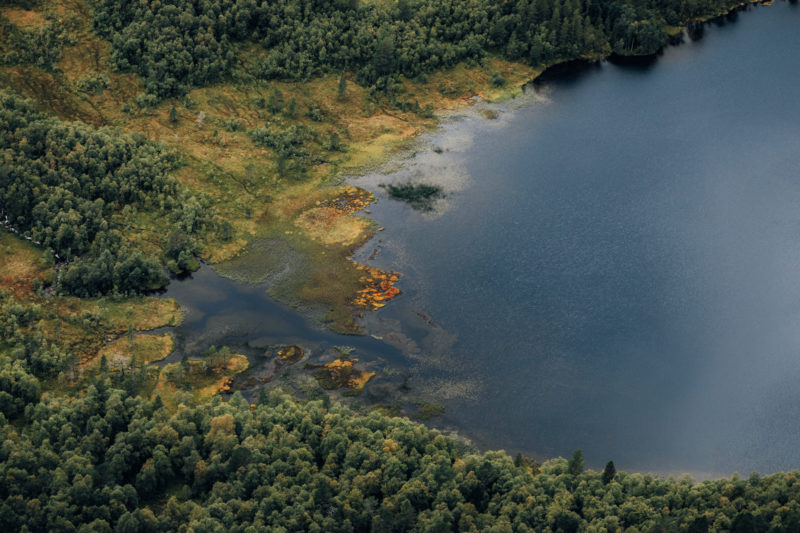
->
[[63, 296, 183, 332], [0, 229, 55, 294], [1, 7, 47, 30], [88, 333, 174, 370]]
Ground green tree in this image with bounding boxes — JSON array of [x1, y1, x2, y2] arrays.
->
[[601, 460, 616, 484], [568, 449, 584, 476], [268, 88, 284, 114]]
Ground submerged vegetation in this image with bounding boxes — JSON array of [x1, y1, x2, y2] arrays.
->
[[0, 0, 789, 530], [382, 182, 445, 211]]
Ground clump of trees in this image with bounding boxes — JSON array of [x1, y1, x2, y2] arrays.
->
[[0, 91, 213, 296], [0, 290, 72, 384], [0, 12, 73, 71], [92, 0, 747, 101], [1, 387, 800, 531]]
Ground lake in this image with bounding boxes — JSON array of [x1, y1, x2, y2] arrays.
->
[[162, 1, 800, 477], [350, 1, 800, 476]]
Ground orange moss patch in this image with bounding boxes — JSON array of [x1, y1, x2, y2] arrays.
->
[[216, 377, 234, 394], [277, 345, 304, 364], [294, 187, 375, 247], [155, 354, 249, 408], [347, 258, 402, 310], [313, 357, 375, 391]]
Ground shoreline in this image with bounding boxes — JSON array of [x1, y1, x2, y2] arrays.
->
[[333, 0, 782, 478]]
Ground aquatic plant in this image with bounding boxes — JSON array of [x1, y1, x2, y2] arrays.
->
[[381, 182, 444, 211]]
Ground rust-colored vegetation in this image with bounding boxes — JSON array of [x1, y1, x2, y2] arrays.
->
[[312, 356, 376, 391], [347, 258, 402, 311]]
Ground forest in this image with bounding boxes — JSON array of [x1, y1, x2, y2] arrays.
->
[[0, 91, 217, 296], [3, 388, 800, 532], [93, 0, 740, 100], [2, 0, 791, 531]]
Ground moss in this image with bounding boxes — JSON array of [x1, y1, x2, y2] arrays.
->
[[370, 404, 401, 417], [276, 345, 304, 365], [92, 333, 174, 368], [312, 357, 375, 391], [155, 354, 249, 408], [414, 402, 445, 420]]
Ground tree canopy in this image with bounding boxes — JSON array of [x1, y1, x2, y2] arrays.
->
[[93, 0, 743, 99], [2, 388, 800, 532], [0, 91, 212, 296]]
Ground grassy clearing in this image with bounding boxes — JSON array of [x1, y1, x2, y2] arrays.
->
[[1, 8, 47, 30], [0, 230, 54, 293], [74, 297, 182, 332], [90, 333, 174, 369]]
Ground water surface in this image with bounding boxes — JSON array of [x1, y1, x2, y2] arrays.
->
[[353, 2, 800, 476]]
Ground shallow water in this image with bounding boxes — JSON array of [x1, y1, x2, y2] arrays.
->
[[352, 2, 800, 476], [159, 264, 407, 372]]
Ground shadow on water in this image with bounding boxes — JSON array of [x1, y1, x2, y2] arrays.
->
[[533, 60, 603, 87], [686, 21, 706, 41], [536, 2, 760, 83]]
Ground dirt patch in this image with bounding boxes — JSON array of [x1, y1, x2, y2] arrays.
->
[[2, 8, 47, 29]]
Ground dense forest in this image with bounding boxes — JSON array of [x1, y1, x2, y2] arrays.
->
[[2, 388, 800, 532], [0, 91, 216, 296], [93, 0, 745, 99]]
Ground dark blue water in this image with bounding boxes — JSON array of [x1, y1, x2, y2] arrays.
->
[[354, 2, 800, 475]]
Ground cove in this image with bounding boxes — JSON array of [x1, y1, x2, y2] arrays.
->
[[352, 1, 800, 476], [158, 264, 409, 378]]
